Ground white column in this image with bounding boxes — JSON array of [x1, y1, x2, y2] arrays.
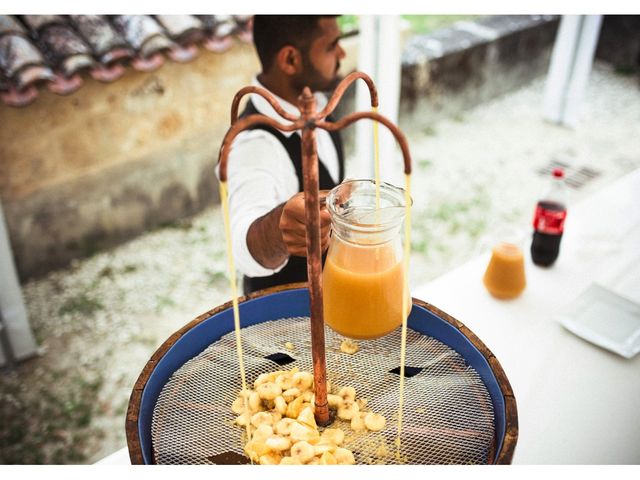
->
[[354, 15, 404, 186], [543, 15, 603, 128], [0, 201, 38, 366]]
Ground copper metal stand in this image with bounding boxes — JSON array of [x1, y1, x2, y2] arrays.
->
[[218, 72, 412, 426]]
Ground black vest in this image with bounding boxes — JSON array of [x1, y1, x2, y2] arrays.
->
[[239, 99, 345, 294]]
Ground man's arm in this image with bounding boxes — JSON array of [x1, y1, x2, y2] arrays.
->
[[246, 203, 288, 269], [246, 191, 332, 269]]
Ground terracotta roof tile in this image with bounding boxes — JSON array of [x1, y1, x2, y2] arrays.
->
[[155, 15, 204, 44], [0, 14, 253, 107], [69, 15, 133, 65], [20, 15, 66, 31], [0, 15, 26, 35], [38, 24, 96, 77], [112, 15, 175, 58], [0, 34, 55, 86]]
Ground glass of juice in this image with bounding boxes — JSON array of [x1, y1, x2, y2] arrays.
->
[[323, 179, 411, 339], [482, 241, 526, 299]]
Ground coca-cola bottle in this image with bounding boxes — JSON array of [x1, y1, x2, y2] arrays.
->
[[530, 168, 568, 267]]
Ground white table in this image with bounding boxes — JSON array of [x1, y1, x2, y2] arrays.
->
[[414, 168, 640, 464], [98, 169, 640, 466]]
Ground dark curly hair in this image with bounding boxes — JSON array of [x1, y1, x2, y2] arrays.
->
[[252, 15, 339, 73]]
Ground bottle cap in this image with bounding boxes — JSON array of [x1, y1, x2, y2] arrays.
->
[[552, 168, 564, 178]]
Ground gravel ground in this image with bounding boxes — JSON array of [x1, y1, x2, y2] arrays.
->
[[1, 61, 638, 464]]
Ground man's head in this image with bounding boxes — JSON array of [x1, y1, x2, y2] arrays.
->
[[252, 15, 346, 93]]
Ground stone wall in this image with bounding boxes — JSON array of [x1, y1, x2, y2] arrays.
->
[[0, 42, 259, 279], [399, 15, 560, 132]]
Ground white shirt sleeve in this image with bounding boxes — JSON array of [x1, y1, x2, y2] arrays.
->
[[217, 129, 300, 278]]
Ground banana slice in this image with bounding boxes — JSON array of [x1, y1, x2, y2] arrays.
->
[[338, 386, 356, 403], [265, 434, 292, 452], [327, 394, 342, 409], [319, 451, 338, 465], [279, 456, 302, 465], [244, 440, 269, 462], [256, 382, 282, 401], [231, 397, 246, 414], [285, 395, 305, 419], [289, 421, 320, 443], [292, 371, 314, 391], [234, 412, 251, 427], [274, 395, 287, 416], [340, 339, 360, 354], [364, 412, 386, 432], [259, 452, 282, 465], [252, 424, 274, 443], [274, 417, 295, 436], [254, 372, 275, 388], [337, 400, 359, 420], [275, 373, 294, 391], [335, 447, 356, 465], [313, 440, 337, 456], [297, 406, 317, 429], [248, 391, 262, 412], [250, 411, 274, 428], [270, 411, 283, 425], [282, 387, 301, 403], [350, 412, 365, 431], [290, 440, 315, 463], [321, 427, 345, 446]]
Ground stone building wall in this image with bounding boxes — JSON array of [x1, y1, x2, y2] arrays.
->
[[0, 43, 259, 279]]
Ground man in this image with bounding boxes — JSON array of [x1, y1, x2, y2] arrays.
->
[[222, 15, 347, 294]]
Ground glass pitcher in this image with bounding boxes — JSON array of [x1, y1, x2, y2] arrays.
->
[[323, 179, 412, 339]]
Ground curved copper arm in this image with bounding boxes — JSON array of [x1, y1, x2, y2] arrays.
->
[[317, 111, 412, 175], [218, 113, 303, 181], [316, 71, 379, 120], [230, 86, 300, 125]]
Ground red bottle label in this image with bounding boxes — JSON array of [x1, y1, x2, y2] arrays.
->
[[533, 201, 566, 234]]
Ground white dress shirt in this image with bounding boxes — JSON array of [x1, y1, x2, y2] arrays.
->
[[217, 78, 340, 277]]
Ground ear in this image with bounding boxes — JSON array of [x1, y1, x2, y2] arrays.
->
[[275, 45, 303, 76]]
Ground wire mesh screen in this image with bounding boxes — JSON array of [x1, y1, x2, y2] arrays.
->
[[151, 317, 495, 464]]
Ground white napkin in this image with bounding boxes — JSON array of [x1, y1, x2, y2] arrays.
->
[[556, 283, 640, 359]]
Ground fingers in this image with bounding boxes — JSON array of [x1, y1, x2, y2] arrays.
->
[[280, 191, 334, 257], [281, 228, 332, 257]]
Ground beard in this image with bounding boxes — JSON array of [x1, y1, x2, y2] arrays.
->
[[294, 56, 341, 93]]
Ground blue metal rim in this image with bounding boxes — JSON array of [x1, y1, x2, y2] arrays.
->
[[137, 287, 508, 464]]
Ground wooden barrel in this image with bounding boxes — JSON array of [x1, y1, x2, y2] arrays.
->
[[126, 283, 518, 464]]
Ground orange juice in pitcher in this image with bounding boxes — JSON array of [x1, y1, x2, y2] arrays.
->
[[323, 180, 411, 339]]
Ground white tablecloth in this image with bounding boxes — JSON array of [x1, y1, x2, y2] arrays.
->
[[414, 168, 640, 464]]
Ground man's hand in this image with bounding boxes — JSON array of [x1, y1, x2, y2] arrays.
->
[[279, 190, 332, 257], [247, 190, 332, 269]]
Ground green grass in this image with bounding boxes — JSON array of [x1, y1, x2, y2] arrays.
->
[[155, 294, 176, 313], [339, 15, 481, 35], [205, 269, 227, 285], [402, 15, 481, 34], [418, 158, 433, 169], [58, 293, 104, 316], [0, 370, 104, 464]]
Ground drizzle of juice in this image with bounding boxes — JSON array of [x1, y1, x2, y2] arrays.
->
[[373, 106, 381, 263], [373, 106, 381, 211], [395, 173, 412, 461], [219, 181, 251, 442]]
